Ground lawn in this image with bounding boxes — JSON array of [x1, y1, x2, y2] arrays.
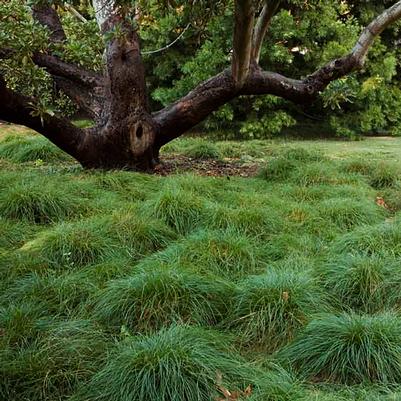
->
[[2, 125, 401, 400]]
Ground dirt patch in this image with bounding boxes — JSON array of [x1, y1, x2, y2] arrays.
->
[[154, 154, 259, 177]]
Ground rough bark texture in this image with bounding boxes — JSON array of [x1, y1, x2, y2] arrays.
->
[[1, 1, 401, 170]]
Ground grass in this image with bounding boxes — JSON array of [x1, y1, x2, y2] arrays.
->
[[281, 312, 401, 384], [0, 178, 89, 223], [230, 268, 325, 351], [75, 325, 253, 401], [93, 263, 233, 332], [321, 254, 401, 312], [0, 134, 72, 163], [3, 127, 401, 400]]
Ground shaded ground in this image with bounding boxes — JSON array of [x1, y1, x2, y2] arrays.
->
[[155, 154, 260, 177]]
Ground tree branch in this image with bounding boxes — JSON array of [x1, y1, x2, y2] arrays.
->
[[31, 3, 66, 43], [252, 0, 281, 63], [154, 0, 401, 145], [0, 75, 87, 160], [232, 0, 255, 87]]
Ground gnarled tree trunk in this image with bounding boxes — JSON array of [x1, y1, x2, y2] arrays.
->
[[1, 0, 401, 171]]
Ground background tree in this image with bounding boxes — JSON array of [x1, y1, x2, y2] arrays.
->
[[1, 0, 401, 170]]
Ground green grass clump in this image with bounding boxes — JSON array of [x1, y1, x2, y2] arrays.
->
[[277, 147, 325, 163], [0, 135, 71, 163], [94, 264, 232, 332], [318, 198, 385, 230], [341, 158, 374, 175], [207, 204, 282, 238], [1, 271, 98, 316], [259, 157, 296, 181], [1, 320, 108, 401], [76, 325, 252, 401], [0, 180, 88, 223], [108, 209, 176, 258], [369, 162, 399, 189], [172, 229, 261, 278], [293, 162, 342, 186], [185, 140, 221, 160], [0, 218, 35, 248], [230, 269, 324, 351], [281, 312, 401, 384], [146, 187, 206, 235], [321, 254, 401, 312], [21, 218, 117, 268], [333, 219, 401, 256]]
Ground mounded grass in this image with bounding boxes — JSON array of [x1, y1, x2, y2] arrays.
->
[[321, 254, 401, 312], [1, 271, 99, 316], [0, 319, 109, 401], [333, 219, 401, 256], [206, 203, 282, 238], [170, 229, 262, 278], [368, 162, 400, 189], [185, 140, 222, 160], [259, 157, 297, 181], [318, 198, 385, 230], [281, 312, 401, 384], [93, 263, 232, 332], [146, 187, 206, 235], [0, 179, 89, 223], [229, 269, 325, 351], [75, 325, 252, 401], [0, 135, 72, 163], [107, 209, 177, 258], [20, 218, 117, 269]]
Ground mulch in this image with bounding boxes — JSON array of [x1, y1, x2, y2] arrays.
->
[[154, 154, 260, 177]]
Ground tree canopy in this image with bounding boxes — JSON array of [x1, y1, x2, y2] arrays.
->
[[1, 1, 401, 169]]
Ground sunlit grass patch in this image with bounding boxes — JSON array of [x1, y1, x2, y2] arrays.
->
[[93, 263, 232, 332], [75, 325, 252, 401], [0, 135, 72, 163], [281, 312, 401, 384], [229, 269, 325, 351]]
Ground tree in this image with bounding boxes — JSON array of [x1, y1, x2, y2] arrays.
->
[[1, 0, 401, 171]]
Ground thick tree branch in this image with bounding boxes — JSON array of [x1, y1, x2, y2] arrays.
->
[[232, 0, 255, 87], [31, 3, 66, 43], [30, 3, 104, 119], [0, 75, 87, 160], [32, 53, 102, 89], [252, 0, 281, 63], [155, 1, 401, 145]]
